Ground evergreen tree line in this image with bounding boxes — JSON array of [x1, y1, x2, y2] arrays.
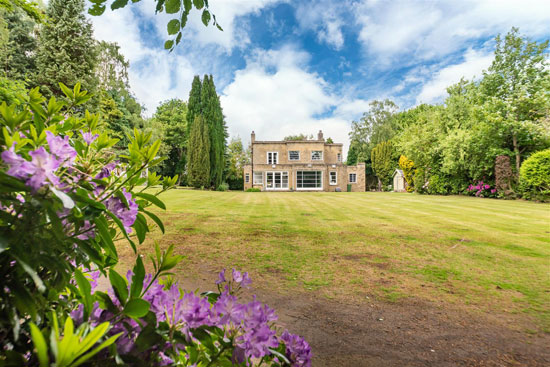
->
[[347, 28, 550, 199]]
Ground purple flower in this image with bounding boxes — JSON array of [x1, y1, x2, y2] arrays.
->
[[26, 147, 61, 191], [46, 131, 76, 167], [105, 188, 138, 233], [80, 130, 99, 145], [237, 323, 279, 359], [76, 220, 95, 240], [484, 184, 490, 190], [242, 297, 277, 329], [96, 162, 117, 180], [216, 269, 226, 284], [179, 292, 212, 329], [1, 144, 34, 179], [281, 331, 312, 367], [232, 269, 243, 283], [213, 292, 245, 326]]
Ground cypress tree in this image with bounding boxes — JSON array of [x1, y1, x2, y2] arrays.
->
[[371, 141, 393, 191], [186, 75, 202, 136], [187, 115, 210, 188]]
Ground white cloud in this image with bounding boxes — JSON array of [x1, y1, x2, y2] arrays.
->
[[220, 46, 370, 155], [416, 48, 493, 104], [295, 0, 346, 50], [354, 0, 550, 65]]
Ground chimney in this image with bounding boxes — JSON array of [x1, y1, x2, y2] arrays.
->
[[317, 130, 324, 141], [251, 131, 256, 144]]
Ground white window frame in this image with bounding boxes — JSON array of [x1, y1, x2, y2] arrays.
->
[[245, 173, 250, 183], [296, 171, 323, 190], [267, 152, 278, 164], [329, 171, 337, 185], [253, 171, 263, 185], [337, 153, 342, 162], [311, 151, 323, 161], [265, 171, 289, 190], [288, 151, 300, 161], [349, 173, 357, 183]]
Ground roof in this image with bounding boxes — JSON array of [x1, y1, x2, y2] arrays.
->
[[253, 140, 343, 146], [393, 169, 404, 177]]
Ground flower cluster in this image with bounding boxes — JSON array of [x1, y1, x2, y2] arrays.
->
[[105, 188, 139, 232], [466, 180, 497, 197]]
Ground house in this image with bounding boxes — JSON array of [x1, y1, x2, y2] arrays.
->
[[243, 130, 365, 192], [393, 169, 406, 192]]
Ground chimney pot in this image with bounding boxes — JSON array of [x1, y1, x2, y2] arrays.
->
[[251, 131, 256, 143], [318, 130, 324, 141]]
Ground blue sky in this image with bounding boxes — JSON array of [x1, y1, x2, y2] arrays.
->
[[89, 0, 550, 152]]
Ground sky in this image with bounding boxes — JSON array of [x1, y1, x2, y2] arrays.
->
[[88, 0, 550, 153]]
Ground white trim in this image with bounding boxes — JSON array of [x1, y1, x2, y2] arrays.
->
[[288, 150, 300, 161], [253, 171, 263, 185], [296, 170, 323, 190], [265, 171, 289, 190], [329, 171, 337, 185], [349, 173, 357, 183], [337, 153, 342, 162], [267, 152, 278, 164]]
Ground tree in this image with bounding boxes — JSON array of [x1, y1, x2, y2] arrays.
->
[[154, 99, 188, 184], [326, 137, 334, 144], [34, 0, 98, 102], [226, 137, 249, 190], [398, 155, 415, 192], [346, 141, 359, 165], [187, 75, 202, 136], [97, 41, 129, 92], [187, 115, 210, 188], [479, 27, 550, 176], [371, 141, 394, 191], [1, 9, 37, 82], [283, 133, 313, 141]]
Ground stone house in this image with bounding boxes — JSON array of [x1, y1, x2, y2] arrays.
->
[[243, 131, 365, 192]]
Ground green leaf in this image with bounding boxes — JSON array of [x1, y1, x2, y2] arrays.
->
[[165, 0, 180, 13], [105, 210, 136, 253], [59, 83, 73, 99], [13, 255, 45, 293], [201, 9, 211, 26], [167, 19, 180, 35], [130, 256, 145, 298], [183, 0, 192, 12], [123, 298, 150, 318], [29, 324, 49, 367], [111, 0, 129, 10], [109, 269, 128, 305], [74, 269, 93, 319], [94, 216, 118, 259], [135, 192, 166, 210], [164, 40, 174, 50], [193, 0, 204, 10], [142, 209, 165, 233]]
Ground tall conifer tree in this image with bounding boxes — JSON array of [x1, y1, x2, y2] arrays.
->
[[186, 75, 202, 136], [34, 0, 98, 101], [187, 115, 210, 188]]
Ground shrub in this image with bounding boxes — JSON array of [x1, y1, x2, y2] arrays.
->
[[466, 180, 497, 198], [519, 149, 550, 201], [398, 155, 415, 192], [216, 182, 229, 191], [413, 168, 427, 194], [0, 84, 310, 366], [427, 174, 449, 195], [246, 187, 261, 192]]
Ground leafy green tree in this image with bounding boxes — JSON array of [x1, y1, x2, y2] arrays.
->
[[0, 0, 43, 22], [326, 137, 334, 144], [371, 141, 394, 191], [154, 99, 188, 184], [479, 27, 550, 175], [34, 0, 98, 103], [187, 115, 210, 188], [346, 141, 359, 165], [398, 155, 415, 192], [226, 137, 249, 190], [97, 41, 129, 92]]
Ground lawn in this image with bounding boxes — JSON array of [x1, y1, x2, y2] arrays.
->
[[123, 190, 550, 332]]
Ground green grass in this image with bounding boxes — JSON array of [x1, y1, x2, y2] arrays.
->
[[127, 190, 550, 331]]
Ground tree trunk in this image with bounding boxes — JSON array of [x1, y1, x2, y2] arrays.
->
[[377, 177, 382, 191], [512, 132, 520, 177]]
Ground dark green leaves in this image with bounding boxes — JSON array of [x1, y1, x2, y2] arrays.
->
[[123, 299, 150, 318], [111, 0, 129, 10], [165, 0, 180, 13], [193, 0, 204, 9], [167, 19, 180, 35], [109, 269, 128, 304], [130, 256, 145, 298], [201, 10, 211, 26]]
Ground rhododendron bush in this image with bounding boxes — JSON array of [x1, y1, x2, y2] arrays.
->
[[0, 84, 311, 366]]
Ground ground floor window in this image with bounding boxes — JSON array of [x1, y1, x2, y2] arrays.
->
[[329, 171, 337, 185], [253, 171, 263, 185], [297, 171, 322, 189], [245, 173, 250, 183], [349, 173, 357, 183], [266, 171, 288, 189]]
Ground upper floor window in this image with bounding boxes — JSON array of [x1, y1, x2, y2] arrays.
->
[[349, 173, 357, 183], [288, 151, 300, 161], [337, 153, 342, 162], [311, 151, 323, 161], [267, 152, 278, 164]]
